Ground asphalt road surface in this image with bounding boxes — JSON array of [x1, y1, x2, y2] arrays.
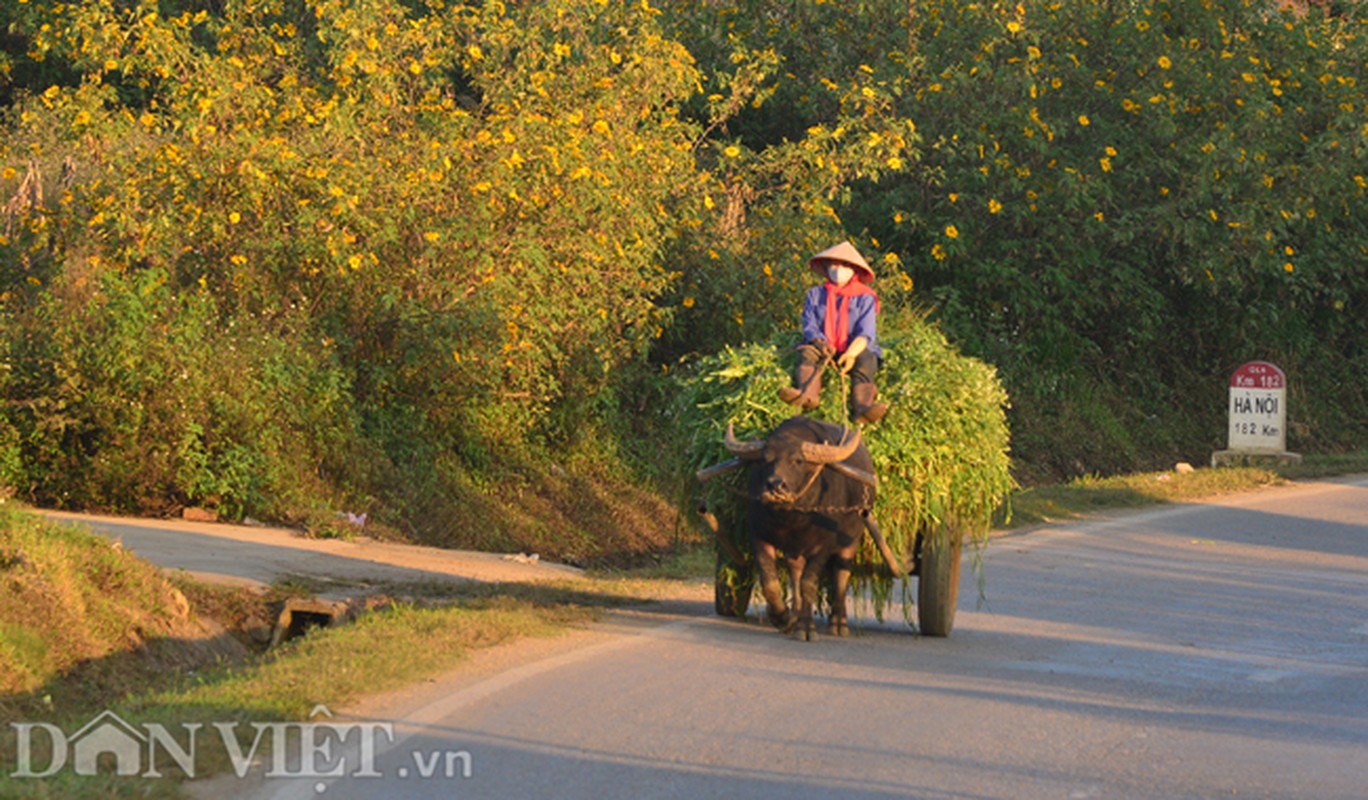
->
[[43, 510, 582, 588], [185, 475, 1368, 800]]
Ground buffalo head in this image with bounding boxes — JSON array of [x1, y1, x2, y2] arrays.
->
[[723, 419, 863, 505]]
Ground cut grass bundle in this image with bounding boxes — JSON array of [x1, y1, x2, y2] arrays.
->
[[666, 308, 1015, 622]]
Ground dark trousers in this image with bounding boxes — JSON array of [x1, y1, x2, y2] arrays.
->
[[795, 343, 879, 387]]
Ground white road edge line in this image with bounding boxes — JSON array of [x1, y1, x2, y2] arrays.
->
[[257, 616, 707, 800]]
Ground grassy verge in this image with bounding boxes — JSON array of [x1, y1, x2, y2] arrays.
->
[[0, 576, 677, 799], [999, 451, 1368, 530]]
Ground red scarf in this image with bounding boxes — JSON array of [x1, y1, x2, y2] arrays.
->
[[823, 280, 879, 353]]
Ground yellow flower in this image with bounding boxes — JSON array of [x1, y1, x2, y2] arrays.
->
[[945, 225, 959, 239], [987, 199, 1003, 214], [682, 296, 695, 308], [1105, 146, 1117, 157], [424, 231, 440, 242], [1284, 263, 1295, 273], [229, 211, 241, 224], [1094, 212, 1104, 221], [1100, 157, 1112, 173], [1158, 55, 1172, 69], [948, 193, 959, 203], [1007, 21, 1022, 34], [723, 145, 740, 158], [467, 45, 484, 62], [886, 156, 903, 170], [931, 244, 947, 260], [1078, 114, 1090, 126]]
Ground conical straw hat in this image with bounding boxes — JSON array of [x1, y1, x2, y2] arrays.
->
[[808, 241, 875, 283]]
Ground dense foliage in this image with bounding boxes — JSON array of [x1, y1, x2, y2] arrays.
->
[[851, 0, 1368, 476], [1, 0, 1364, 555], [0, 0, 705, 547]]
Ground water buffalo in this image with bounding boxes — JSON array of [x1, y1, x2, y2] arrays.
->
[[698, 415, 903, 640]]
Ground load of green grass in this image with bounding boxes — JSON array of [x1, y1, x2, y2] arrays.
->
[[665, 307, 1015, 620]]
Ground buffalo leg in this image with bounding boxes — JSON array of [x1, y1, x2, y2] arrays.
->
[[797, 557, 825, 641], [786, 554, 804, 616], [827, 552, 853, 637], [755, 541, 794, 632]]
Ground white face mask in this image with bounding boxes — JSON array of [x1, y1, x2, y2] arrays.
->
[[827, 263, 855, 286]]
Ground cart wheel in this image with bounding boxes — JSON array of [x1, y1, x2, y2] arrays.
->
[[714, 554, 754, 618], [916, 525, 963, 636]]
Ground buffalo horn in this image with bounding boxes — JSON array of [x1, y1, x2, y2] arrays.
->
[[696, 458, 744, 483], [723, 423, 766, 459], [800, 426, 862, 464], [828, 461, 878, 487]]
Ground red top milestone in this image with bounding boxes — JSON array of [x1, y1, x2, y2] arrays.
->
[[1230, 361, 1285, 390]]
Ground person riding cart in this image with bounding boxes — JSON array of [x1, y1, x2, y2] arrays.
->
[[778, 241, 888, 425]]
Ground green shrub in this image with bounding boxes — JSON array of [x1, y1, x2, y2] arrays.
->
[[0, 266, 364, 519]]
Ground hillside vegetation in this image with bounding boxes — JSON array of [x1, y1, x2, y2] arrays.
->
[[1, 0, 1364, 559]]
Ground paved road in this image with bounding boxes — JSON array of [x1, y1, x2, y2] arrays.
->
[[43, 510, 582, 589], [194, 476, 1368, 800]]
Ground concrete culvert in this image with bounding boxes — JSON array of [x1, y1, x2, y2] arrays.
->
[[268, 598, 351, 648]]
